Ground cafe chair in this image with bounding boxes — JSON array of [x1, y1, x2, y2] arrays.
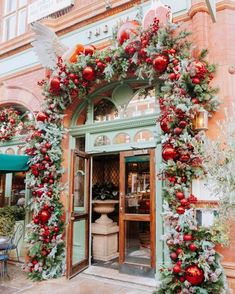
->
[[0, 250, 9, 279], [0, 222, 24, 262]]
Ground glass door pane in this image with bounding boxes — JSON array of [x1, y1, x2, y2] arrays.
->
[[125, 155, 150, 214], [72, 219, 86, 265], [125, 221, 150, 265]]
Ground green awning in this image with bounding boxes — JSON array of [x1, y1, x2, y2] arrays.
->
[[0, 154, 30, 173]]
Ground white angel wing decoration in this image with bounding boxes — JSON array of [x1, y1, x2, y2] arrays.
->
[[31, 22, 68, 69]]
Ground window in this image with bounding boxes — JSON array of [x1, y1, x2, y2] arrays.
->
[[2, 0, 28, 42]]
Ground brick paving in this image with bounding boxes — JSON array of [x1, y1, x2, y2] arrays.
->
[[0, 264, 156, 294]]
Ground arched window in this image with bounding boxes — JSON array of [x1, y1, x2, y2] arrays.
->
[[113, 133, 130, 144], [94, 99, 118, 122], [134, 130, 154, 143], [94, 135, 111, 146], [124, 89, 156, 118]]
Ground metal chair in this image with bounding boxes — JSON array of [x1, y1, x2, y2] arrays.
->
[[0, 222, 24, 262], [0, 249, 9, 279]]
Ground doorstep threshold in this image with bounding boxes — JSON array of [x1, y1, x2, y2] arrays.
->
[[83, 265, 159, 289]]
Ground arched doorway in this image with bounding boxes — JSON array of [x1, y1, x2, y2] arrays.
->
[[66, 81, 161, 278]]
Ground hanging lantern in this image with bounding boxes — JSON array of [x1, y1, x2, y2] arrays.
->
[[192, 109, 208, 131]]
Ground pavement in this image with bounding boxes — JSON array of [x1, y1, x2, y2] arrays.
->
[[0, 263, 157, 294]]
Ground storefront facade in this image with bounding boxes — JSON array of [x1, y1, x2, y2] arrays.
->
[[0, 0, 235, 289]]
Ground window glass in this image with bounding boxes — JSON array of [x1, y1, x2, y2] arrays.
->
[[134, 130, 154, 143], [113, 133, 130, 144], [94, 99, 118, 122], [124, 89, 156, 118], [94, 135, 110, 147], [4, 14, 16, 41], [4, 0, 17, 14], [18, 9, 27, 35], [19, 0, 27, 7]]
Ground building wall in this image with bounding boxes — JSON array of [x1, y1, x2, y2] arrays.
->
[[0, 0, 235, 287]]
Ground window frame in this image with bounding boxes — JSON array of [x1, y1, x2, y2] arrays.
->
[[2, 0, 28, 43]]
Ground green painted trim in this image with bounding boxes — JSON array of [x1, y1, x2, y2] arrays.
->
[[0, 135, 26, 147], [70, 114, 159, 136], [155, 143, 163, 280]]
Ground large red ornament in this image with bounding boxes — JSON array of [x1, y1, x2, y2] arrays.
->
[[84, 45, 96, 56], [117, 21, 140, 45], [153, 55, 169, 72], [162, 146, 177, 161], [82, 66, 96, 81], [36, 112, 48, 122], [50, 77, 61, 93], [38, 209, 51, 224], [185, 265, 204, 286]]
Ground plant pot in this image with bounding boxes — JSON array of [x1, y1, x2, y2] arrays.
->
[[92, 200, 119, 226]]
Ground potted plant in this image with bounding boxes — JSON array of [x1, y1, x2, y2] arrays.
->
[[92, 182, 119, 225], [204, 107, 235, 290]]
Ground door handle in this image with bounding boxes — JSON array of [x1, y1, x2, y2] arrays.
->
[[71, 216, 75, 221], [120, 207, 124, 212]]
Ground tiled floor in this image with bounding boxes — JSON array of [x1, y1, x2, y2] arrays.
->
[[0, 264, 157, 294]]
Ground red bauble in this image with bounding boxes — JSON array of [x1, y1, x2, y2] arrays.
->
[[169, 73, 177, 80], [82, 66, 96, 81], [33, 217, 39, 224], [179, 121, 187, 129], [162, 146, 177, 161], [36, 112, 48, 122], [84, 45, 96, 56], [176, 248, 183, 256], [170, 252, 178, 261], [50, 77, 61, 93], [176, 191, 184, 200], [179, 154, 190, 162], [117, 20, 140, 45], [189, 243, 197, 252], [180, 198, 189, 206], [174, 127, 183, 135], [192, 77, 200, 84], [153, 54, 169, 72], [160, 118, 171, 133], [185, 265, 204, 286], [40, 147, 47, 154], [183, 234, 193, 242], [45, 142, 51, 149], [173, 264, 181, 274], [188, 194, 197, 204], [176, 206, 185, 215], [38, 209, 51, 224]]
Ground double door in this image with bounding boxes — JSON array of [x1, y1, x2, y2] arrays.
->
[[67, 149, 155, 278]]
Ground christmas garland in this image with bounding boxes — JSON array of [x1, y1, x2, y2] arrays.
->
[[0, 108, 23, 141], [24, 17, 226, 292]]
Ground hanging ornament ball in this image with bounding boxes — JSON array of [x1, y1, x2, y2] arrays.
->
[[38, 209, 51, 224], [82, 66, 96, 81], [170, 252, 178, 261], [36, 112, 48, 122], [117, 20, 140, 45], [84, 45, 96, 56], [173, 264, 181, 274], [160, 118, 171, 133], [176, 206, 185, 215], [185, 265, 204, 286], [153, 54, 169, 72], [183, 234, 193, 242], [189, 243, 197, 252], [176, 191, 184, 200], [162, 146, 177, 161], [50, 77, 61, 93]]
